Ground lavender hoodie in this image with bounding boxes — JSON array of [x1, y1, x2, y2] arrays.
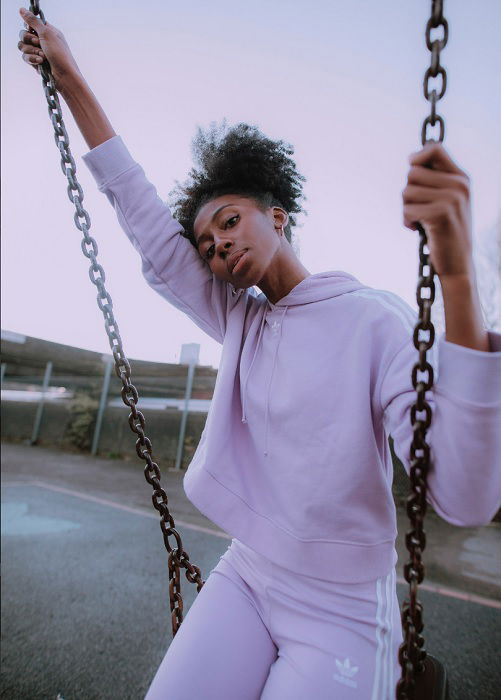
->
[[83, 136, 501, 583]]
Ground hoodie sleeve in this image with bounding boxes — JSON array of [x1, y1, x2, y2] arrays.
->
[[379, 298, 501, 528], [81, 135, 242, 344]]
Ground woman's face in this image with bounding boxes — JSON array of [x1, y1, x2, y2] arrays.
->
[[193, 194, 287, 289]]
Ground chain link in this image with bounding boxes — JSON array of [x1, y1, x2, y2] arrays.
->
[[28, 2, 204, 638], [396, 1, 447, 697]]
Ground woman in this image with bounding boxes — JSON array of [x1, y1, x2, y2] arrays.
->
[[18, 8, 501, 699]]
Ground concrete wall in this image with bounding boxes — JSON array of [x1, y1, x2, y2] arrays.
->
[[1, 400, 206, 469], [1, 331, 218, 399]]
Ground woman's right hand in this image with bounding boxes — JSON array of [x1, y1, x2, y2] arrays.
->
[[17, 7, 82, 93]]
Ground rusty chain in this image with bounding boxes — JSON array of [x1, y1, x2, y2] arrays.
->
[[28, 0, 204, 638], [396, 1, 448, 698]]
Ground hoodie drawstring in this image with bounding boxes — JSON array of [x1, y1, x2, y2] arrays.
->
[[241, 304, 288, 457], [263, 305, 288, 456], [241, 310, 267, 424]]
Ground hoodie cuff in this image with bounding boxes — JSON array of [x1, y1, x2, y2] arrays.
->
[[435, 330, 501, 406], [81, 135, 136, 190]]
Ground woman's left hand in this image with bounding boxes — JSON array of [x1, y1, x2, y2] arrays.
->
[[402, 142, 473, 278]]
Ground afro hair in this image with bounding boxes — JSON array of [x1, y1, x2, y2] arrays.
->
[[169, 121, 306, 246]]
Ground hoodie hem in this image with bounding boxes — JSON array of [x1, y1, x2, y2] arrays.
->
[[184, 467, 397, 583]]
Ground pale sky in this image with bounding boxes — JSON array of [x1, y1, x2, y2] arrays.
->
[[2, 1, 500, 368]]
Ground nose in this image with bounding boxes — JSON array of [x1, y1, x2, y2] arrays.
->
[[216, 238, 233, 259]]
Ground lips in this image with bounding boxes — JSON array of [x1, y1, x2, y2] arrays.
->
[[228, 249, 247, 274]]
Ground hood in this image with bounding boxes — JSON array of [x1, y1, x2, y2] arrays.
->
[[267, 270, 365, 307], [241, 271, 367, 455]]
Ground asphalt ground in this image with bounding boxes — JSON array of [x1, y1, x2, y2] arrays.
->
[[1, 443, 500, 699]]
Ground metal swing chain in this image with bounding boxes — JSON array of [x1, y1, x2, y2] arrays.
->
[[396, 1, 448, 698], [28, 0, 204, 638]]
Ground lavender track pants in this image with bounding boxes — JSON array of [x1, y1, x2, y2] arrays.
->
[[145, 539, 402, 699]]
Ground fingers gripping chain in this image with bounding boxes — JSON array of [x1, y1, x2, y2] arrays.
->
[[396, 1, 448, 698], [28, 1, 204, 638]]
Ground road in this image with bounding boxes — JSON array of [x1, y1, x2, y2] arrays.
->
[[1, 443, 500, 699]]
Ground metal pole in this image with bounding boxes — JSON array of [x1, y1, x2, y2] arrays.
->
[[30, 360, 53, 445], [91, 356, 113, 456], [0, 363, 6, 386], [173, 361, 196, 471]]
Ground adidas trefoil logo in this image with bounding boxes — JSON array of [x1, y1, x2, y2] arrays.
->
[[336, 657, 359, 678], [333, 657, 359, 689]]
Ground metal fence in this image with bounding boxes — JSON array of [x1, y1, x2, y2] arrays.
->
[[1, 337, 215, 468]]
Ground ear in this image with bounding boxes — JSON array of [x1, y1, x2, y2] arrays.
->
[[272, 206, 289, 234]]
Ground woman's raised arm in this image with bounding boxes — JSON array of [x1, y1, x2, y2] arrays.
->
[[17, 7, 115, 149], [17, 7, 254, 343]]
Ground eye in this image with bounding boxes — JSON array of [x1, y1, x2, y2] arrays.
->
[[225, 215, 239, 229], [205, 244, 215, 260]]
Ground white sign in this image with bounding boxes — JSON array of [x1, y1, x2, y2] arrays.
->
[[180, 343, 200, 365]]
